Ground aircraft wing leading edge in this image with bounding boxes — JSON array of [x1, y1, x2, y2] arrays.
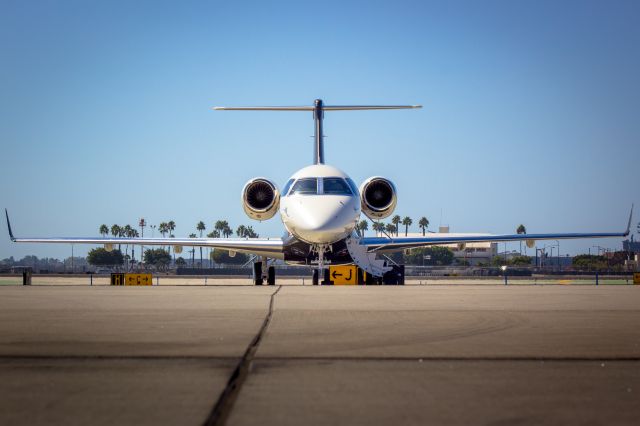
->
[[362, 205, 633, 252], [362, 231, 628, 253], [5, 210, 284, 258]]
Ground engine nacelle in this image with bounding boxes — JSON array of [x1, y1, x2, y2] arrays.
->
[[359, 176, 397, 220], [242, 177, 280, 221]]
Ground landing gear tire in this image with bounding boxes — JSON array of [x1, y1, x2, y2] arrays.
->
[[253, 262, 263, 286], [312, 270, 319, 286], [267, 266, 276, 285], [323, 268, 332, 285]]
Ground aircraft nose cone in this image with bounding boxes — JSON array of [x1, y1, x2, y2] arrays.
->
[[286, 196, 359, 244]]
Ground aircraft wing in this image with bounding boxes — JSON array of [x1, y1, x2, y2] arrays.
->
[[361, 206, 633, 253], [5, 210, 283, 258]]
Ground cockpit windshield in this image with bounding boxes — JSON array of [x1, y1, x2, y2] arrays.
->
[[323, 178, 353, 195], [285, 177, 356, 196], [290, 178, 318, 195]]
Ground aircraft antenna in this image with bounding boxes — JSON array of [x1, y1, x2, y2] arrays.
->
[[213, 100, 422, 165]]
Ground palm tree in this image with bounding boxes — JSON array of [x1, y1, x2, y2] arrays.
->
[[385, 223, 397, 236], [215, 220, 232, 238], [418, 217, 429, 236], [245, 226, 258, 238], [517, 224, 527, 254], [372, 221, 384, 235], [158, 222, 168, 238], [123, 225, 133, 268], [99, 224, 109, 237], [111, 224, 121, 252], [167, 220, 176, 257], [236, 225, 247, 238], [169, 234, 176, 266], [196, 221, 206, 268], [391, 215, 401, 236], [189, 233, 197, 266], [129, 228, 139, 268], [402, 216, 412, 236], [158, 222, 169, 253], [357, 220, 368, 237]]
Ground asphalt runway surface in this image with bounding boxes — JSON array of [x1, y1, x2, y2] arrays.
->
[[1, 284, 639, 425]]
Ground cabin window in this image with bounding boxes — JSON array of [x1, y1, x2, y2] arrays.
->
[[290, 178, 318, 195], [323, 178, 353, 195]]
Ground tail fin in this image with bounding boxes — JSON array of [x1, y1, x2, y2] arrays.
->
[[214, 99, 422, 165]]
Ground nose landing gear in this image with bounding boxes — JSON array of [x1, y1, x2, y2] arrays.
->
[[311, 244, 331, 285]]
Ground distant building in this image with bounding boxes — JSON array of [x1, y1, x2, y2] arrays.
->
[[391, 226, 498, 266], [533, 255, 573, 268]]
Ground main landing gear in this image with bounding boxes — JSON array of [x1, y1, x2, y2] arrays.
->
[[253, 258, 275, 286]]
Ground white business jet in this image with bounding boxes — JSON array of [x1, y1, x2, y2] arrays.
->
[[5, 99, 633, 285]]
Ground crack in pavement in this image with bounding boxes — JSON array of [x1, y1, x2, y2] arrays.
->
[[203, 285, 282, 426]]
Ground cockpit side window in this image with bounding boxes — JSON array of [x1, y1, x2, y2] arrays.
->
[[290, 178, 318, 195], [282, 179, 295, 196], [346, 178, 359, 196], [323, 177, 353, 195]]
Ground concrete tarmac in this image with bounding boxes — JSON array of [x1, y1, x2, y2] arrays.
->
[[0, 284, 639, 425]]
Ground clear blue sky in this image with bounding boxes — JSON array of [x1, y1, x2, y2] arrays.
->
[[1, 0, 638, 260]]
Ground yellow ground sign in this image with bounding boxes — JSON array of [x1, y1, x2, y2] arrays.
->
[[110, 273, 125, 286], [330, 265, 357, 285], [634, 273, 640, 285], [125, 273, 153, 286]]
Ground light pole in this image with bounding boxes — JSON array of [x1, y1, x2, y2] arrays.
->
[[537, 247, 545, 268], [555, 240, 560, 269], [139, 218, 146, 269]]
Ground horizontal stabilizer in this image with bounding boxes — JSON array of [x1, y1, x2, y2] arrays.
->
[[213, 99, 422, 165], [213, 105, 422, 111]]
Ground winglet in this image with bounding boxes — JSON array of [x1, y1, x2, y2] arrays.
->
[[624, 204, 634, 236], [5, 209, 16, 241]]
